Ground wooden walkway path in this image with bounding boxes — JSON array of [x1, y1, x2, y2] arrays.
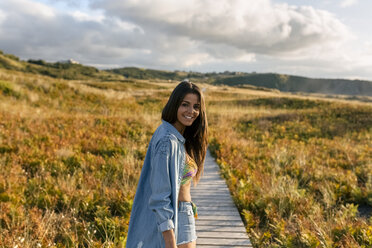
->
[[190, 150, 253, 247]]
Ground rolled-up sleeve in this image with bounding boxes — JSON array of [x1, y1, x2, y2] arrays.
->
[[148, 137, 175, 233]]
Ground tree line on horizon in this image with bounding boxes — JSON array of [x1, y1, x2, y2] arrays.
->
[[1, 49, 372, 97]]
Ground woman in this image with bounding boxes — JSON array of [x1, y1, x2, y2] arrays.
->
[[126, 80, 208, 248]]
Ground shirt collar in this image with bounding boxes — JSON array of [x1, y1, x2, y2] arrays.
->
[[162, 120, 185, 144]]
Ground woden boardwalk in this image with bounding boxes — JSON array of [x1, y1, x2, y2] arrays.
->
[[190, 150, 253, 248]]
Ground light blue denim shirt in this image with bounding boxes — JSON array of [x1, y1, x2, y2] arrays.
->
[[126, 120, 186, 248]]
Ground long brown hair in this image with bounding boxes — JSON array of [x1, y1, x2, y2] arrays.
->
[[162, 80, 208, 185]]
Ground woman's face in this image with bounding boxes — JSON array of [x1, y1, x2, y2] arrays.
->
[[174, 93, 200, 132]]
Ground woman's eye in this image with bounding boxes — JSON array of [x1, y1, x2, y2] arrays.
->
[[182, 103, 188, 107]]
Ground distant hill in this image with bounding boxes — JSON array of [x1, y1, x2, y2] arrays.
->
[[109, 67, 372, 96], [105, 67, 209, 81], [0, 50, 123, 81], [1, 50, 372, 96], [212, 73, 372, 96]]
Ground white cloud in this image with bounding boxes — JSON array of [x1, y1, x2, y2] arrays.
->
[[237, 54, 256, 63], [0, 9, 6, 25], [70, 10, 105, 23], [90, 0, 352, 56], [340, 0, 358, 8], [0, 0, 56, 19], [0, 0, 148, 61], [1, 0, 370, 80]]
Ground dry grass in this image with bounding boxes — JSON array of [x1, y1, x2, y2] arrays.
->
[[207, 87, 372, 247], [1, 68, 371, 247], [0, 69, 171, 247]]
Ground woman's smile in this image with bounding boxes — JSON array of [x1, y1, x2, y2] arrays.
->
[[173, 93, 200, 134], [182, 114, 195, 121]]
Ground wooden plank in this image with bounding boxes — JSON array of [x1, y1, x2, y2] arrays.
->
[[193, 202, 235, 207], [190, 149, 252, 247], [191, 190, 230, 193], [193, 182, 227, 185], [191, 189, 230, 194], [200, 174, 223, 177], [194, 178, 226, 182], [192, 192, 232, 196], [197, 238, 252, 246], [192, 199, 234, 203], [198, 177, 225, 182], [196, 246, 252, 248], [194, 182, 223, 185], [191, 196, 234, 201], [191, 188, 229, 191], [192, 199, 234, 204], [199, 173, 222, 176], [197, 210, 241, 217], [191, 190, 231, 195], [196, 206, 238, 212], [194, 184, 226, 187], [190, 196, 234, 200], [196, 220, 245, 227], [197, 215, 242, 221], [196, 225, 247, 232], [192, 183, 228, 186], [197, 232, 249, 238], [191, 185, 229, 189], [192, 191, 231, 195], [190, 192, 232, 197], [197, 213, 241, 218], [196, 206, 238, 211]]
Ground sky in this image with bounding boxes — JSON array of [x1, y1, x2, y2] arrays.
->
[[0, 0, 372, 80]]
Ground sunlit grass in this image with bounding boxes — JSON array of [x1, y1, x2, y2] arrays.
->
[[1, 67, 371, 247], [0, 69, 170, 247], [207, 89, 372, 247]]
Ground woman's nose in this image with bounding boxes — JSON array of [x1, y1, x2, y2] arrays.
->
[[187, 105, 194, 113]]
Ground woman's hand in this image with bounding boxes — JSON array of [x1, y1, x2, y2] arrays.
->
[[163, 229, 177, 248]]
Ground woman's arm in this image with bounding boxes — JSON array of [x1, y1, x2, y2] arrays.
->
[[148, 137, 177, 242], [163, 229, 177, 248]]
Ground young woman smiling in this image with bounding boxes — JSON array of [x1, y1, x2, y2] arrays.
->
[[126, 80, 208, 248]]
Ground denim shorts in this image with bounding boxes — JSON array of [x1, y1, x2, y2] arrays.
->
[[177, 201, 197, 245]]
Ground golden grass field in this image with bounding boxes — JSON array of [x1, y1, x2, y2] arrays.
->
[[0, 68, 371, 247]]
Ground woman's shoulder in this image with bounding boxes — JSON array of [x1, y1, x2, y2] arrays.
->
[[150, 123, 183, 153], [152, 126, 178, 146], [153, 122, 181, 143]]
